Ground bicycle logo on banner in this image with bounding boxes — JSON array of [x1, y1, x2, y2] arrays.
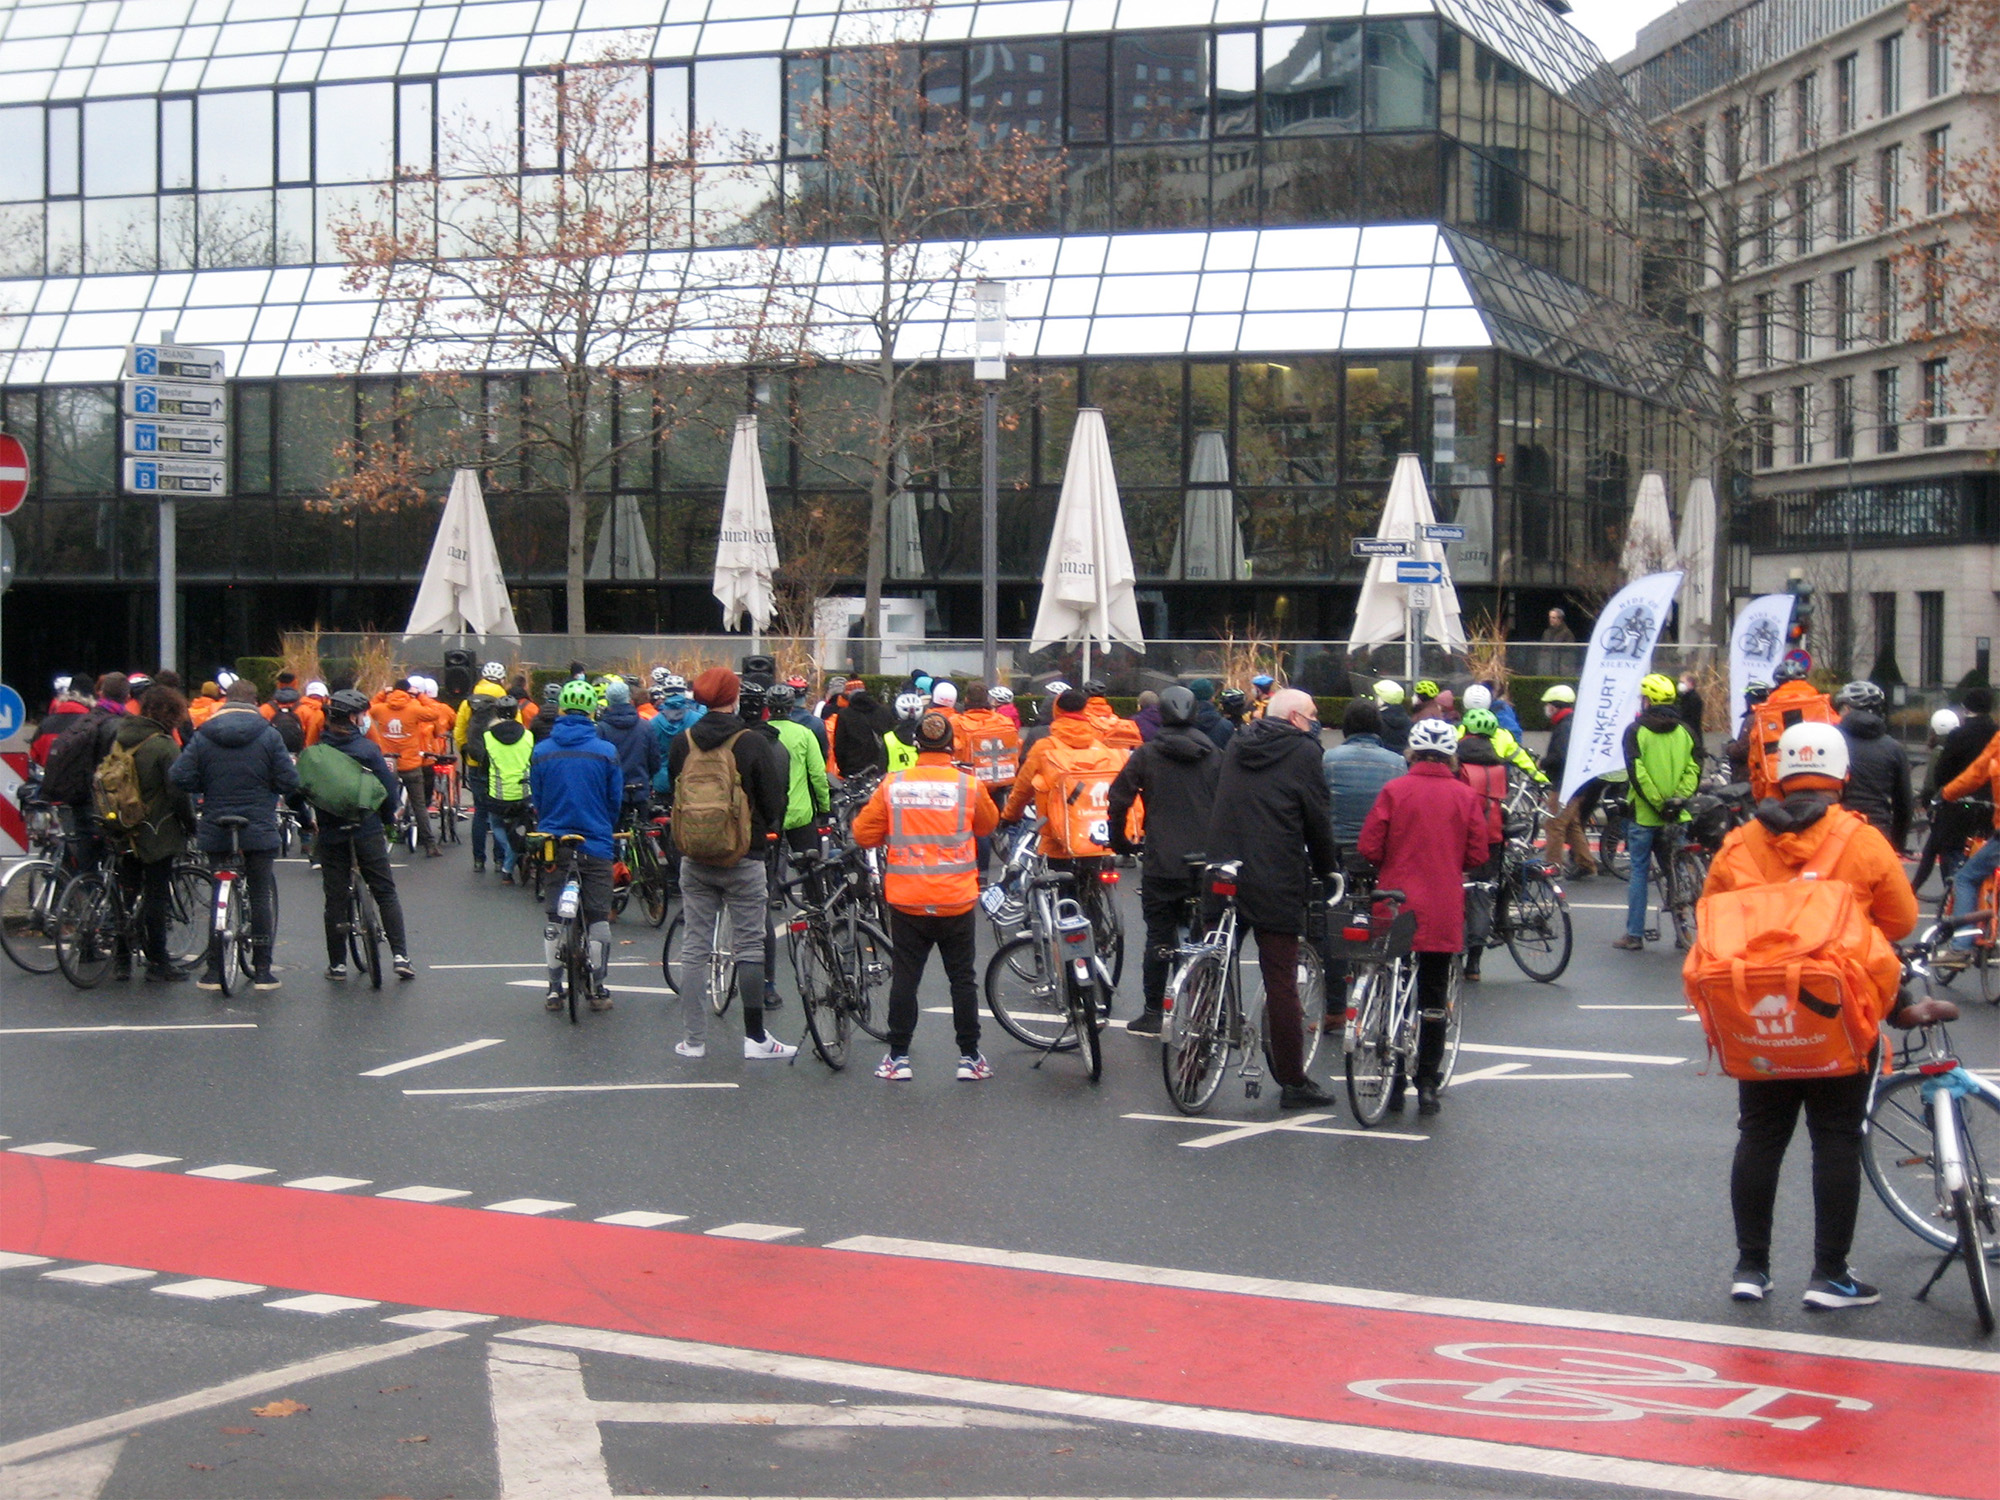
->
[[1349, 1344, 1873, 1431]]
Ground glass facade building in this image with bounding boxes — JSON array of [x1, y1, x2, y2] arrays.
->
[[0, 0, 1703, 677]]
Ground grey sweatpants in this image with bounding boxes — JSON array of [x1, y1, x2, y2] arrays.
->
[[676, 855, 768, 1046]]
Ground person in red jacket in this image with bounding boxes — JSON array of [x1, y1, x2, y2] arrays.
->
[[1357, 718, 1492, 1115]]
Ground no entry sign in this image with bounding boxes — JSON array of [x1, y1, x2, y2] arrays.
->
[[0, 433, 28, 516]]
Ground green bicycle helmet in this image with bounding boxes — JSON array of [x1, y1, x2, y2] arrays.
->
[[559, 679, 600, 714], [1461, 707, 1499, 736], [1413, 678, 1440, 700]]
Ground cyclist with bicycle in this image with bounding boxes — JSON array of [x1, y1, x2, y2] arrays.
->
[[1611, 674, 1699, 953], [852, 710, 999, 1080], [1455, 708, 1512, 981], [171, 678, 299, 991], [308, 689, 414, 981], [596, 678, 662, 813], [108, 682, 195, 982], [456, 661, 511, 873], [1357, 718, 1491, 1115], [370, 681, 442, 858], [1834, 681, 1912, 851], [479, 696, 534, 883], [1942, 713, 2000, 960], [1703, 722, 1916, 1309], [531, 681, 625, 1013]]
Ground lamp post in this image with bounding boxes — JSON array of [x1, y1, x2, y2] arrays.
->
[[973, 279, 1007, 686]]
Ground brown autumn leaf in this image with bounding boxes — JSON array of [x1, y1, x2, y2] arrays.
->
[[251, 1399, 310, 1418], [398, 1434, 430, 1444], [218, 1426, 258, 1436]]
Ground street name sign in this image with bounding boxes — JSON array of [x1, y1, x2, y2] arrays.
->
[[1420, 523, 1467, 542], [124, 419, 227, 457], [123, 458, 228, 495], [1352, 537, 1412, 558]]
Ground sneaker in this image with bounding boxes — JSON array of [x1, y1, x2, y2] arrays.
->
[[744, 1032, 796, 1060], [325, 963, 349, 981], [472, 859, 486, 873], [1611, 934, 1645, 952], [1125, 1011, 1164, 1036], [251, 972, 282, 992], [589, 988, 615, 1012], [196, 970, 224, 992], [675, 1039, 707, 1058], [956, 1053, 994, 1081], [1279, 1079, 1336, 1109], [1730, 1266, 1771, 1302], [143, 964, 186, 984], [393, 954, 415, 981], [544, 987, 564, 1012], [875, 1052, 913, 1081], [1802, 1273, 1879, 1310], [1416, 1083, 1442, 1115]]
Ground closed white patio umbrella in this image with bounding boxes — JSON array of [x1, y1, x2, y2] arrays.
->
[[587, 491, 658, 581], [1621, 470, 1679, 583], [1030, 407, 1144, 681], [713, 414, 780, 634], [1676, 476, 1717, 642], [406, 468, 520, 637], [1349, 453, 1466, 659], [1169, 429, 1247, 581]]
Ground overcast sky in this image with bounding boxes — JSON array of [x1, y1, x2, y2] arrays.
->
[[1562, 0, 1685, 64]]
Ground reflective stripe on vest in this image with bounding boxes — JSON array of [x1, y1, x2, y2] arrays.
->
[[883, 768, 980, 912]]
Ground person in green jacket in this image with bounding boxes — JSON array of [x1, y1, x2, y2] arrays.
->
[[109, 683, 197, 982], [481, 697, 536, 883], [1613, 673, 1699, 952]]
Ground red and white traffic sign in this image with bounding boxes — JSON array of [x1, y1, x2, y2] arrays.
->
[[0, 433, 28, 516]]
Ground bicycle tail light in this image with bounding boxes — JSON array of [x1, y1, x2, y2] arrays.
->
[[1097, 868, 1119, 885], [1342, 925, 1372, 942], [788, 917, 809, 935], [1212, 880, 1237, 897]]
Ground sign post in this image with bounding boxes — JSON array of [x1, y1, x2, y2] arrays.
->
[[124, 337, 228, 676], [973, 280, 1007, 685], [1393, 562, 1447, 682]]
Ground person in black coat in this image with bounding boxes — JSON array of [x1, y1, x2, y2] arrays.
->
[[170, 680, 301, 990], [1676, 674, 1707, 760], [1201, 689, 1339, 1109], [1187, 678, 1234, 750], [1107, 687, 1222, 1035], [830, 689, 894, 779], [1921, 687, 1997, 888], [1837, 703, 1912, 851]]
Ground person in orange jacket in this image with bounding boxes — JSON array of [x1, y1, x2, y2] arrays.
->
[[953, 683, 1022, 870], [1702, 721, 1916, 1311], [187, 681, 225, 727], [1941, 718, 2000, 957], [851, 710, 1000, 1081], [260, 672, 323, 745], [1743, 662, 1838, 802], [1000, 688, 1129, 862], [369, 680, 441, 855], [1080, 679, 1143, 749]]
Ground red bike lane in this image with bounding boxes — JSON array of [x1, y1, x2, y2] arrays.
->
[[5, 1154, 1994, 1499]]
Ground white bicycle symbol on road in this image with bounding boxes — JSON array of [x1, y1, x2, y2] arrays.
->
[[1350, 1344, 1874, 1431]]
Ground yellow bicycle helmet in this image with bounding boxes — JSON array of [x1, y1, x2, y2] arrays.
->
[[1639, 672, 1678, 705]]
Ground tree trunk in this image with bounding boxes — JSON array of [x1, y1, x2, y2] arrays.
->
[[566, 487, 588, 638]]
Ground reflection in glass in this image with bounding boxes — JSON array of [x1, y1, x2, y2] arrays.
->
[[784, 55, 823, 155], [48, 107, 80, 197], [656, 65, 691, 160], [159, 196, 196, 271], [162, 99, 194, 190], [1345, 359, 1412, 480], [47, 200, 81, 275], [1238, 356, 1337, 486], [1067, 38, 1108, 143], [1061, 148, 1110, 232], [1114, 32, 1208, 143], [1243, 487, 1345, 577], [439, 74, 518, 174], [1261, 137, 1356, 224], [696, 57, 781, 160], [1362, 135, 1439, 220], [83, 197, 157, 273], [234, 384, 273, 494], [398, 81, 434, 172], [1093, 361, 1181, 488], [1115, 144, 1208, 230], [198, 91, 274, 190], [85, 99, 156, 197], [317, 83, 394, 183], [0, 203, 43, 277], [275, 187, 313, 265], [1214, 32, 1257, 137], [278, 90, 312, 183], [0, 108, 44, 202], [276, 381, 349, 494], [1263, 24, 1360, 136], [42, 388, 119, 497], [1365, 19, 1437, 131], [967, 40, 1061, 142], [696, 164, 779, 246], [39, 502, 116, 577], [197, 190, 275, 268]]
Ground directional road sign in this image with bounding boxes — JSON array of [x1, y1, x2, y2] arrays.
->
[[1352, 537, 1412, 558], [0, 432, 28, 515], [123, 381, 226, 420], [123, 344, 227, 383], [0, 684, 24, 739], [1420, 523, 1467, 542], [124, 419, 227, 458], [1395, 560, 1445, 584], [123, 458, 228, 496]]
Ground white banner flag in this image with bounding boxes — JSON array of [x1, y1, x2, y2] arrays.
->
[[1559, 570, 1686, 807], [1728, 593, 1796, 736]]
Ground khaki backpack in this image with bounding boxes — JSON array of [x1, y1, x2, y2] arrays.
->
[[673, 731, 752, 866], [92, 739, 149, 835]]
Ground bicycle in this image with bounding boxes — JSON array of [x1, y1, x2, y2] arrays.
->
[[661, 894, 751, 1019], [1862, 966, 1998, 1334], [1338, 883, 1462, 1127], [622, 804, 673, 927], [984, 867, 1114, 1081], [779, 844, 894, 1069], [548, 834, 599, 1024], [1589, 785, 1632, 878], [52, 843, 212, 988], [276, 802, 305, 860], [1477, 830, 1574, 983], [429, 755, 461, 846], [203, 815, 257, 996], [339, 859, 387, 989], [1925, 832, 2000, 1005], [1159, 859, 1333, 1114], [978, 814, 1043, 942]]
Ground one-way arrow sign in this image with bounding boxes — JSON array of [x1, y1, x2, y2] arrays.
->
[[1395, 560, 1445, 584]]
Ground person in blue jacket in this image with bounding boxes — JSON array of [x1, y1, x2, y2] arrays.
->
[[596, 677, 662, 812], [648, 674, 706, 798], [531, 681, 624, 1013]]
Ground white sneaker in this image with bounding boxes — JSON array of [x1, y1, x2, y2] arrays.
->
[[674, 1039, 706, 1058], [743, 1033, 797, 1060]]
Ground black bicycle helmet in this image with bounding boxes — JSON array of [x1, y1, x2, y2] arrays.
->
[[766, 684, 796, 713], [328, 687, 369, 718]]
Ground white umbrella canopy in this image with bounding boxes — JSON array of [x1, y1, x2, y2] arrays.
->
[[1676, 476, 1717, 642], [405, 468, 520, 636], [1349, 453, 1466, 652], [1029, 407, 1145, 663], [587, 491, 658, 581], [888, 486, 926, 578], [1169, 428, 1247, 581], [713, 413, 780, 633], [1450, 483, 1494, 585], [1621, 470, 1679, 582]]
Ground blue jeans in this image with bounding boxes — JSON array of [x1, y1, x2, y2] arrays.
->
[[1625, 821, 1659, 938], [1950, 835, 2000, 946]]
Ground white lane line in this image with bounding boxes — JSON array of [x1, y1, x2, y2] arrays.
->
[[484, 1198, 574, 1216], [0, 1330, 465, 1467], [383, 1309, 499, 1330], [282, 1175, 371, 1192], [93, 1154, 182, 1168], [41, 1264, 156, 1286], [184, 1163, 274, 1180], [505, 978, 677, 996], [1457, 1042, 1686, 1066], [8, 1142, 91, 1157], [152, 1278, 264, 1301], [377, 1185, 472, 1203], [825, 1236, 2000, 1373], [595, 1211, 687, 1228], [402, 1082, 737, 1096], [1577, 1004, 1686, 1010], [265, 1293, 381, 1315], [1445, 1062, 1530, 1086], [429, 961, 653, 969], [0, 1023, 258, 1035], [705, 1223, 803, 1241], [502, 1324, 1940, 1500], [1122, 1112, 1428, 1148], [0, 1253, 54, 1270], [360, 1038, 506, 1077], [1461, 1071, 1635, 1082]]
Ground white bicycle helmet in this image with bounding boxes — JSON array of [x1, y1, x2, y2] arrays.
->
[[650, 665, 672, 688], [989, 685, 1013, 704], [481, 661, 506, 682], [1407, 719, 1460, 756], [1461, 683, 1492, 712], [1932, 708, 1962, 736], [895, 692, 925, 719], [661, 672, 689, 695]]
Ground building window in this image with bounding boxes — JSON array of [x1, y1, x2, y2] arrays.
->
[[1687, 122, 1707, 188], [1876, 142, 1900, 223], [1924, 126, 1949, 213], [1794, 73, 1818, 152], [1791, 385, 1813, 463], [1755, 191, 1774, 265], [1753, 392, 1775, 468], [1835, 52, 1857, 133], [1792, 177, 1814, 254], [1875, 366, 1901, 452], [1722, 105, 1742, 179], [1871, 592, 1899, 681], [1754, 291, 1773, 367], [1918, 591, 1944, 685], [1756, 91, 1776, 166], [1923, 242, 1946, 328], [1834, 160, 1856, 238], [1826, 592, 1853, 675], [1792, 281, 1813, 359], [1923, 357, 1949, 445], [1873, 258, 1896, 343], [1927, 20, 1950, 98], [1833, 267, 1854, 348], [1878, 33, 1902, 116], [1833, 374, 1855, 456]]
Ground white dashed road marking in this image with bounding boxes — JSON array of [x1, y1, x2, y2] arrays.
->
[[152, 1278, 264, 1301], [359, 1037, 506, 1077], [93, 1154, 181, 1168], [265, 1293, 381, 1315], [42, 1265, 156, 1286], [595, 1211, 687, 1227], [483, 1198, 574, 1216], [184, 1164, 274, 1179], [705, 1223, 803, 1241], [281, 1175, 372, 1192], [376, 1185, 473, 1202]]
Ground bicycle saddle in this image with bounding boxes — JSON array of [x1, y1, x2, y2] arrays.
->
[[1890, 996, 1959, 1028], [1205, 859, 1242, 878], [211, 815, 251, 829]]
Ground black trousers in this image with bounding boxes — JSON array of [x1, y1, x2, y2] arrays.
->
[[317, 831, 409, 964], [886, 908, 980, 1056], [205, 847, 278, 972], [1414, 951, 1456, 1085], [117, 853, 174, 966], [1730, 1071, 1872, 1279], [1139, 875, 1196, 1011]]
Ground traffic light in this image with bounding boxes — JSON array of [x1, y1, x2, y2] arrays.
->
[[1784, 575, 1814, 647]]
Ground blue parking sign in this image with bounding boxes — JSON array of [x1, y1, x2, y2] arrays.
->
[[135, 348, 158, 375]]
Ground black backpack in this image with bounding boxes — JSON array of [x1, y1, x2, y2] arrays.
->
[[463, 694, 502, 765], [40, 713, 115, 806], [269, 705, 307, 754]]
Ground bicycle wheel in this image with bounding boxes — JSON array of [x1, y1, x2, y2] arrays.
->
[[1260, 942, 1327, 1077], [1071, 970, 1103, 1083], [277, 815, 293, 860], [1504, 867, 1573, 982], [1668, 847, 1708, 950], [357, 885, 385, 990], [1084, 879, 1125, 988], [0, 859, 64, 974], [164, 866, 215, 973], [54, 876, 116, 989], [660, 909, 684, 994], [708, 912, 737, 1017], [637, 839, 670, 927], [1864, 1071, 2000, 1253], [1592, 809, 1630, 878], [1970, 945, 2000, 1005], [1161, 949, 1228, 1115], [1955, 1174, 1996, 1333], [565, 922, 588, 1025], [1345, 965, 1396, 1127], [795, 929, 850, 1070], [985, 933, 1076, 1051], [829, 918, 893, 1043], [1438, 958, 1465, 1086], [213, 879, 246, 997]]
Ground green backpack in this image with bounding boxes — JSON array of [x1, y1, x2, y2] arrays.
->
[[92, 739, 149, 835], [297, 743, 388, 822]]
